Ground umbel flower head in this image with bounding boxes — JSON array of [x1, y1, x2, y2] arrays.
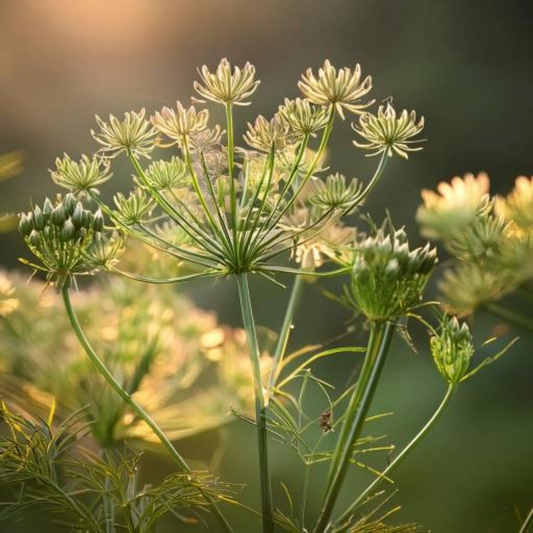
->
[[430, 316, 474, 384], [244, 114, 296, 152], [194, 57, 260, 106], [352, 102, 425, 159], [350, 226, 437, 321], [19, 194, 110, 285], [416, 172, 490, 241], [278, 98, 330, 137], [152, 102, 209, 142], [438, 261, 513, 316], [299, 60, 374, 119], [92, 109, 156, 159], [308, 173, 362, 211], [50, 153, 112, 195], [41, 58, 422, 278]]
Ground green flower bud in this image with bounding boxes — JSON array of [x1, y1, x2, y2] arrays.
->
[[60, 219, 76, 242], [430, 316, 474, 384], [18, 213, 33, 237], [71, 202, 85, 228], [28, 230, 40, 247], [51, 204, 66, 226], [42, 198, 53, 219], [64, 194, 76, 216], [33, 206, 45, 231], [93, 209, 104, 232]]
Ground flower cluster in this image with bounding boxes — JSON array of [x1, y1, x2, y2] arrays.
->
[[17, 58, 423, 281], [350, 227, 437, 321], [430, 316, 474, 384], [18, 194, 124, 285], [353, 102, 425, 159], [417, 173, 533, 314]]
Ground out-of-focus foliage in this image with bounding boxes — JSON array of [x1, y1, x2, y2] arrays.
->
[[0, 403, 232, 532], [0, 261, 261, 448], [0, 151, 23, 233]]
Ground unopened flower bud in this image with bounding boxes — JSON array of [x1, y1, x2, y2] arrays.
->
[[33, 206, 45, 231], [60, 219, 76, 242]]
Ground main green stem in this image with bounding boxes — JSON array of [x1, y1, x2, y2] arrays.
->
[[313, 321, 394, 533], [236, 273, 275, 533], [267, 274, 305, 397], [61, 286, 233, 533], [333, 383, 456, 532]]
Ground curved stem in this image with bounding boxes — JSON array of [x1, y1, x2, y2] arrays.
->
[[110, 267, 221, 284], [333, 383, 456, 532], [61, 286, 233, 533], [235, 273, 274, 533], [313, 322, 395, 533], [267, 274, 305, 398], [520, 508, 533, 533]]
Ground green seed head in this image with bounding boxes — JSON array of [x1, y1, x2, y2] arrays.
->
[[431, 316, 474, 384]]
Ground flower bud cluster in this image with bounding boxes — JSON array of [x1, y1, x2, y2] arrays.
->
[[351, 228, 437, 321], [19, 194, 106, 281], [430, 316, 474, 384]]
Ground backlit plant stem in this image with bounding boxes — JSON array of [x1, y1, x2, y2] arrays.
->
[[61, 286, 234, 533], [313, 321, 395, 533], [333, 383, 456, 532], [267, 273, 305, 398], [225, 102, 239, 258], [236, 273, 274, 533], [519, 507, 533, 533]]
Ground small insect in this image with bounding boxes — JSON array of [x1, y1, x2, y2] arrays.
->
[[319, 408, 333, 433]]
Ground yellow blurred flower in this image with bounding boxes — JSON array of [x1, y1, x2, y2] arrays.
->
[[416, 172, 491, 240], [495, 175, 533, 228]]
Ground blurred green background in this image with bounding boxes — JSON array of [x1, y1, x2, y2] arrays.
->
[[1, 1, 532, 531]]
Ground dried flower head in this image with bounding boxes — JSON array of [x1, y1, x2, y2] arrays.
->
[[92, 109, 156, 159], [189, 125, 224, 152], [351, 227, 437, 321], [152, 102, 209, 142], [495, 175, 533, 228], [278, 98, 330, 136], [194, 58, 260, 106], [299, 60, 374, 119], [50, 153, 112, 195], [431, 316, 474, 384], [416, 173, 491, 241], [244, 114, 296, 153], [352, 103, 425, 159], [308, 173, 362, 211]]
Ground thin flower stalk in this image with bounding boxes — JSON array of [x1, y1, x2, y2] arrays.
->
[[313, 321, 395, 533], [332, 383, 456, 532], [267, 273, 306, 397], [61, 286, 233, 533]]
